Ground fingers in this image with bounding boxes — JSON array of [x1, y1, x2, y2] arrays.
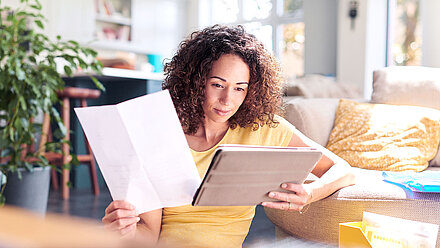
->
[[280, 183, 307, 195], [102, 208, 138, 224], [102, 200, 140, 237], [262, 201, 304, 212], [105, 200, 136, 215], [261, 183, 311, 212], [267, 191, 306, 205], [106, 215, 140, 231]]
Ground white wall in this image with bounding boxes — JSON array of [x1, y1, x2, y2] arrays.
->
[[132, 0, 187, 58], [2, 0, 187, 59], [303, 0, 338, 76], [421, 0, 440, 67], [42, 0, 95, 42], [337, 0, 387, 98], [364, 0, 388, 97]]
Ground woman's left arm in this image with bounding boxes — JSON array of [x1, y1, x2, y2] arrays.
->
[[262, 129, 356, 212]]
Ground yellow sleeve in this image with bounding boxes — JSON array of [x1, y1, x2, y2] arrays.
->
[[258, 115, 296, 147]]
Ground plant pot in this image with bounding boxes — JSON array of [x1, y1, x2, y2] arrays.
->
[[4, 166, 51, 215]]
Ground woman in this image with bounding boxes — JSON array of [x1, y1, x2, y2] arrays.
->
[[102, 25, 355, 247]]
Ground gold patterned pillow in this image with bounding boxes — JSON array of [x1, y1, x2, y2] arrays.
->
[[326, 99, 440, 171]]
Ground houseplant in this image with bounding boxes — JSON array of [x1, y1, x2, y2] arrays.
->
[[0, 0, 104, 211]]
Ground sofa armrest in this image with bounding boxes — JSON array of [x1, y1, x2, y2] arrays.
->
[[283, 98, 340, 147]]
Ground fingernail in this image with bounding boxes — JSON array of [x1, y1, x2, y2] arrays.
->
[[269, 192, 275, 197], [281, 184, 287, 189], [136, 217, 140, 222], [261, 202, 267, 206]]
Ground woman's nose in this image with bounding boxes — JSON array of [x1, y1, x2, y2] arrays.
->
[[219, 89, 232, 105]]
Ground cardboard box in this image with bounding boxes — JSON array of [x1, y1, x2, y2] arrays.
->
[[339, 222, 372, 248]]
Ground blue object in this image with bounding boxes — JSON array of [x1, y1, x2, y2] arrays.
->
[[147, 54, 163, 72], [383, 171, 440, 192]]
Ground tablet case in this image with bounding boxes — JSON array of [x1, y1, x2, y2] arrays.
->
[[192, 145, 322, 206]]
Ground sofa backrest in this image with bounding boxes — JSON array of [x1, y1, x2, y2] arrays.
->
[[371, 66, 440, 110], [284, 98, 340, 147], [371, 66, 440, 166], [283, 66, 440, 167]]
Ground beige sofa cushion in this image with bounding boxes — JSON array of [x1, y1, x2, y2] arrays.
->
[[371, 66, 440, 166], [284, 74, 362, 98], [326, 99, 440, 172], [284, 98, 340, 147]]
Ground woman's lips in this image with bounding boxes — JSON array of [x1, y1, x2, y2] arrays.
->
[[214, 108, 231, 116]]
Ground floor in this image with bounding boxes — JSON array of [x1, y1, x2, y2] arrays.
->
[[47, 186, 336, 248]]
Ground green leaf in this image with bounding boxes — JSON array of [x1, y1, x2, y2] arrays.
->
[[0, 194, 5, 206], [68, 40, 79, 46], [85, 48, 98, 57], [8, 127, 15, 142], [1, 149, 11, 157], [90, 76, 105, 91], [30, 4, 42, 10], [20, 118, 29, 130], [64, 65, 72, 76], [16, 68, 25, 81], [24, 162, 33, 172], [38, 155, 49, 167], [18, 95, 27, 111], [56, 35, 61, 40], [28, 56, 37, 63], [70, 154, 79, 166], [16, 170, 22, 180], [34, 20, 44, 29]]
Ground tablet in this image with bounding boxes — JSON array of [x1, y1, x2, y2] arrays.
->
[[192, 144, 322, 206]]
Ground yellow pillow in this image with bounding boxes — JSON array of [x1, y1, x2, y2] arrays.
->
[[326, 99, 440, 171]]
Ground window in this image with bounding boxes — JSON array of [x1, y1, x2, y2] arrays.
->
[[389, 0, 422, 66], [206, 0, 304, 79]]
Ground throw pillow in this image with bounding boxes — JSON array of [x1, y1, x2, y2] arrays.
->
[[371, 66, 440, 166], [326, 99, 440, 172]]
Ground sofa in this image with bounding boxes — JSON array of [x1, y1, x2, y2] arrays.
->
[[265, 66, 440, 246]]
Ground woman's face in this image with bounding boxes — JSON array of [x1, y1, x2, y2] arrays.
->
[[202, 54, 250, 126]]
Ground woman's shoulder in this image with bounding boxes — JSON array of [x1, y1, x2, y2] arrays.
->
[[274, 115, 296, 129], [258, 115, 296, 135], [232, 115, 295, 132], [226, 115, 295, 146]]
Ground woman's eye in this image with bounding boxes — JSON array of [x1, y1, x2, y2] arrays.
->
[[212, 83, 223, 88], [235, 87, 245, 92]]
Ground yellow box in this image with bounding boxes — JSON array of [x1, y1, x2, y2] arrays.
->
[[339, 222, 372, 248]]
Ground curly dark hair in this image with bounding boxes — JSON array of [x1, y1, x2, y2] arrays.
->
[[163, 25, 284, 135]]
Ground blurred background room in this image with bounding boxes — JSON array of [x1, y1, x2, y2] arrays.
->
[[1, 0, 440, 247]]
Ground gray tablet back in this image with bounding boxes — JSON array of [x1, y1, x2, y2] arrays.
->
[[192, 145, 322, 206]]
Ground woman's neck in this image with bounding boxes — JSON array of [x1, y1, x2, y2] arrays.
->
[[198, 122, 229, 143], [186, 121, 229, 152]]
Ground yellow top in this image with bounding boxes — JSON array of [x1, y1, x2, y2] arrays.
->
[[159, 117, 295, 248]]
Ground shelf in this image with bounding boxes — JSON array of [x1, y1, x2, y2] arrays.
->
[[102, 67, 164, 81], [95, 14, 131, 25], [71, 67, 164, 81], [94, 0, 132, 45], [86, 40, 153, 54]]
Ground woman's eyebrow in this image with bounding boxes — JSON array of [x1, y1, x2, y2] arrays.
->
[[208, 76, 249, 85], [208, 76, 226, 81]]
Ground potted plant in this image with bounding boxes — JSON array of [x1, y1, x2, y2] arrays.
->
[[0, 0, 104, 214]]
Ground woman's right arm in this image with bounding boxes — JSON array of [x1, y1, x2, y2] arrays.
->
[[102, 200, 162, 244]]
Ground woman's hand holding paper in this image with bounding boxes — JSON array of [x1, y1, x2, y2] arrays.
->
[[102, 200, 140, 238]]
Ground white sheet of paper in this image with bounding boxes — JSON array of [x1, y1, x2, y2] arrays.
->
[[74, 90, 201, 213]]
